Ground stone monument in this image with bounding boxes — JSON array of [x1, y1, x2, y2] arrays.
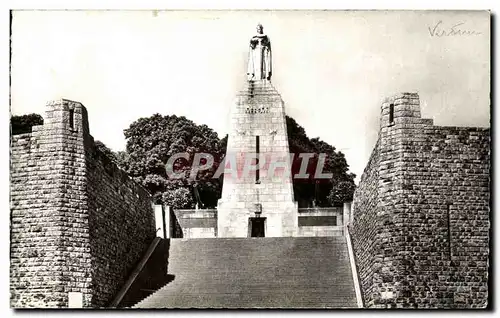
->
[[217, 24, 298, 237]]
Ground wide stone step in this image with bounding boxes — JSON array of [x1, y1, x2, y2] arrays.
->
[[133, 237, 357, 308]]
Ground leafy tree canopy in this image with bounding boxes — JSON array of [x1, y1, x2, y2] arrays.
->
[[286, 116, 356, 207], [120, 114, 224, 208], [116, 114, 356, 209], [11, 113, 43, 135], [94, 140, 122, 166]]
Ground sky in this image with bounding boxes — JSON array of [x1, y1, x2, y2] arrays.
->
[[10, 10, 490, 182]]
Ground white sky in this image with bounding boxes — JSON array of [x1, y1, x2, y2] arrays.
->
[[10, 10, 490, 181]]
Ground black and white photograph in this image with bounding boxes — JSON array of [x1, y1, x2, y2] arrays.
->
[[7, 7, 491, 310]]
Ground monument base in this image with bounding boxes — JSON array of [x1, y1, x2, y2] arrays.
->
[[217, 200, 298, 238]]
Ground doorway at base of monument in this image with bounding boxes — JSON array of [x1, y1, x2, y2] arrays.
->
[[248, 217, 266, 238]]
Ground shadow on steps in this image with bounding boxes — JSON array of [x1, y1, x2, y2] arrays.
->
[[134, 237, 358, 308], [117, 239, 175, 308]]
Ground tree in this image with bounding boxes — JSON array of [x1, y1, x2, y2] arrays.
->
[[162, 187, 194, 209], [115, 151, 131, 171], [286, 116, 356, 207], [94, 140, 121, 164], [122, 114, 224, 207], [11, 113, 43, 135], [119, 113, 355, 209], [327, 181, 357, 207], [219, 134, 228, 153]]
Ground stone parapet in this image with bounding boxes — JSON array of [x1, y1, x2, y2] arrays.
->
[[10, 100, 156, 308], [351, 92, 490, 308]]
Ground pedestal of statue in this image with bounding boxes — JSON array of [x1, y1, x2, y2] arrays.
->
[[217, 80, 298, 237]]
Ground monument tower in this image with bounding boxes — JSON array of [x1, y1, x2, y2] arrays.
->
[[217, 24, 298, 237]]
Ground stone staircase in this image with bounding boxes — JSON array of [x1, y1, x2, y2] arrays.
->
[[133, 237, 358, 308]]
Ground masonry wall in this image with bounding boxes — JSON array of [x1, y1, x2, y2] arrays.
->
[[86, 143, 155, 307], [10, 99, 156, 308], [351, 93, 490, 308], [350, 138, 384, 307], [172, 209, 217, 238], [297, 207, 344, 237], [171, 207, 347, 239], [10, 101, 93, 307], [395, 123, 490, 308]]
